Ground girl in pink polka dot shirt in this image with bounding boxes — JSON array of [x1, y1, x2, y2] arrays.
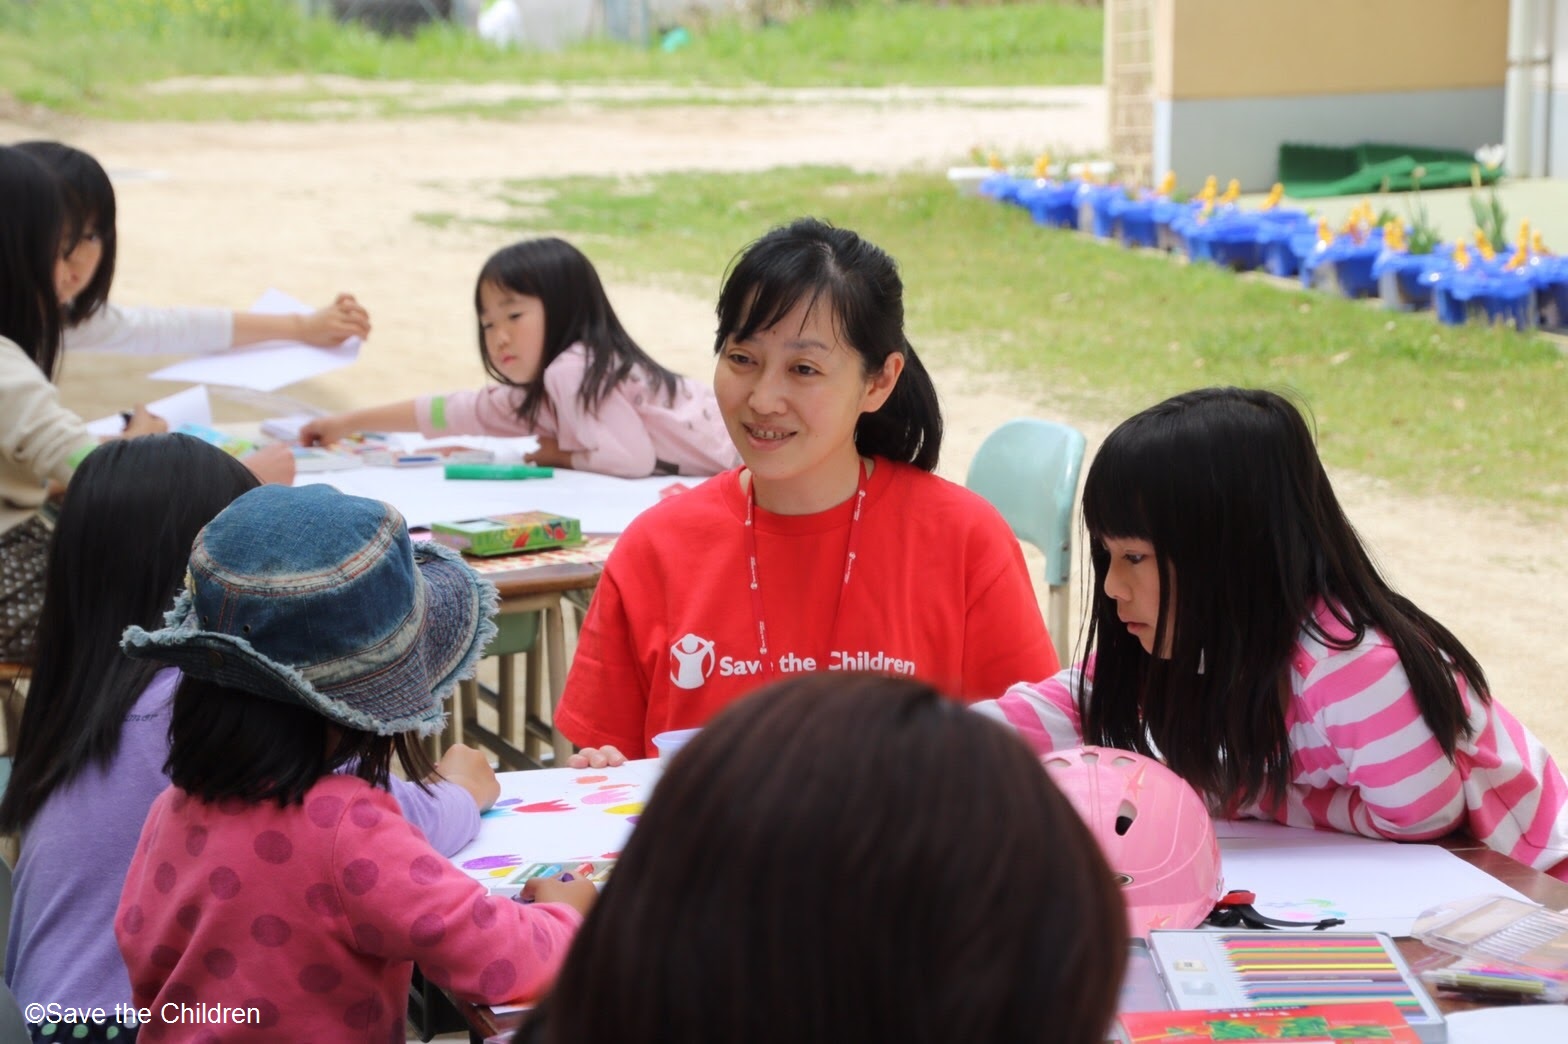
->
[[115, 484, 596, 1042]]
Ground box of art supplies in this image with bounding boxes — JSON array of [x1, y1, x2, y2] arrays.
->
[[491, 859, 616, 899], [1117, 1001, 1422, 1043], [175, 422, 255, 458], [1411, 895, 1568, 1003], [430, 511, 582, 557], [1142, 931, 1446, 1043]]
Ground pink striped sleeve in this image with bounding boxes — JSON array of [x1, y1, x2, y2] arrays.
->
[[972, 667, 1086, 756], [1457, 698, 1568, 879], [1293, 639, 1464, 841]]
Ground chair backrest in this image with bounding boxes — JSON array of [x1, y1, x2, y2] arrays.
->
[[964, 418, 1087, 587]]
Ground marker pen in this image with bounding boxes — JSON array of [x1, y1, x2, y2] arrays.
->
[[444, 463, 555, 480]]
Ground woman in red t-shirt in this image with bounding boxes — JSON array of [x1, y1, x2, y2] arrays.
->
[[556, 218, 1058, 764]]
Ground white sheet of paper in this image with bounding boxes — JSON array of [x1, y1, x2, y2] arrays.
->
[[294, 457, 675, 531], [451, 760, 661, 891], [1219, 827, 1530, 936], [148, 289, 361, 391], [450, 763, 664, 1018], [85, 385, 212, 436], [1446, 1004, 1568, 1043]]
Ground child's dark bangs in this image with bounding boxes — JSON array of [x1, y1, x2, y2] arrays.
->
[[1082, 443, 1152, 546]]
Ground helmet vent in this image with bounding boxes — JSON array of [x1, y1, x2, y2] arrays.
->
[[1115, 800, 1137, 836], [1113, 873, 1133, 887]]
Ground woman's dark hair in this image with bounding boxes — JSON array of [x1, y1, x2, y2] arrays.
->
[[714, 217, 943, 470], [476, 237, 680, 427], [517, 674, 1126, 1044], [0, 434, 259, 832], [14, 141, 118, 325], [0, 145, 66, 379], [165, 677, 435, 807], [1078, 386, 1490, 811]]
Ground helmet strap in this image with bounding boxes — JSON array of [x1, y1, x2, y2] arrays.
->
[[1206, 889, 1346, 932]]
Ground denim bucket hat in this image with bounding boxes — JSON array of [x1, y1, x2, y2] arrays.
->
[[122, 484, 498, 737]]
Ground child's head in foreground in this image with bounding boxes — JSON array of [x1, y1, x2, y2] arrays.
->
[[122, 483, 498, 802], [519, 672, 1127, 1044]]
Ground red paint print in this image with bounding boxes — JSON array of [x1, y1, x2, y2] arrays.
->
[[512, 799, 574, 814]]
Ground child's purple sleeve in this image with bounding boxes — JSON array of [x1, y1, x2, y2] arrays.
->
[[389, 776, 482, 857]]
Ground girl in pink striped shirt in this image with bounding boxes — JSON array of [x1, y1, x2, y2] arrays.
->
[[977, 387, 1568, 879]]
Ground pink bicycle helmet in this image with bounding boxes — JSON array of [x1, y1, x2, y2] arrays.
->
[[1043, 746, 1223, 938]]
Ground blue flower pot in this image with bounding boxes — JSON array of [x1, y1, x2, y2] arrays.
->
[[1302, 231, 1385, 298], [1529, 258, 1568, 332], [1151, 200, 1195, 252], [1078, 185, 1124, 240], [1433, 269, 1538, 331], [979, 174, 1026, 206], [1015, 180, 1082, 229], [1372, 249, 1452, 311], [1111, 197, 1160, 248], [1258, 213, 1314, 278]]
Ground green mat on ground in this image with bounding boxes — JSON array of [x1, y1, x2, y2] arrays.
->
[[1279, 142, 1503, 198]]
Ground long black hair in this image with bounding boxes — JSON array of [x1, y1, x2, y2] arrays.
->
[[1078, 386, 1489, 810], [14, 140, 118, 325], [0, 145, 66, 379], [518, 673, 1125, 1044], [715, 217, 943, 470], [165, 677, 434, 808], [475, 238, 680, 426], [0, 435, 259, 832]]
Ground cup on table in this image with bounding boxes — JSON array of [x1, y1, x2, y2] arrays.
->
[[652, 728, 701, 765]]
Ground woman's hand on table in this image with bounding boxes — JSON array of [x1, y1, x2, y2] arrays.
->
[[431, 742, 501, 811], [522, 875, 599, 917], [241, 443, 296, 486], [568, 745, 627, 769]]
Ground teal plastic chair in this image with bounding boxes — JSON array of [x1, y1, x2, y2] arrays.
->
[[965, 418, 1087, 667]]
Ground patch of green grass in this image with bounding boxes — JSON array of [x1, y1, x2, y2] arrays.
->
[[484, 167, 1568, 509], [0, 1, 1102, 119]]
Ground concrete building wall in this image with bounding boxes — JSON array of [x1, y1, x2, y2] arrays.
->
[[1151, 0, 1510, 189], [1549, 0, 1568, 175]]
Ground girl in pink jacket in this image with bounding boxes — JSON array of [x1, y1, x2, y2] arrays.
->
[[302, 238, 738, 479]]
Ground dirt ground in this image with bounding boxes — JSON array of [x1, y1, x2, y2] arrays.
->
[[4, 83, 1565, 755]]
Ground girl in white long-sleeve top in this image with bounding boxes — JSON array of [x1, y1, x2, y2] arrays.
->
[[16, 140, 369, 356], [301, 237, 739, 479]]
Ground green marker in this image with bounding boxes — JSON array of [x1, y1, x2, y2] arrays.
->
[[444, 463, 555, 480]]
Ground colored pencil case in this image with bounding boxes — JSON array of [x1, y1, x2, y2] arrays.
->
[[430, 511, 582, 557]]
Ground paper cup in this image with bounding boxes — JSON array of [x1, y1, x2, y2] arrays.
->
[[652, 728, 701, 765]]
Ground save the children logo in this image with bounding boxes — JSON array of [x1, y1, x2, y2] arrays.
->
[[669, 633, 717, 689]]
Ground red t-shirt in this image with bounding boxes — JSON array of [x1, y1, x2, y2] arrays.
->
[[555, 459, 1058, 756]]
